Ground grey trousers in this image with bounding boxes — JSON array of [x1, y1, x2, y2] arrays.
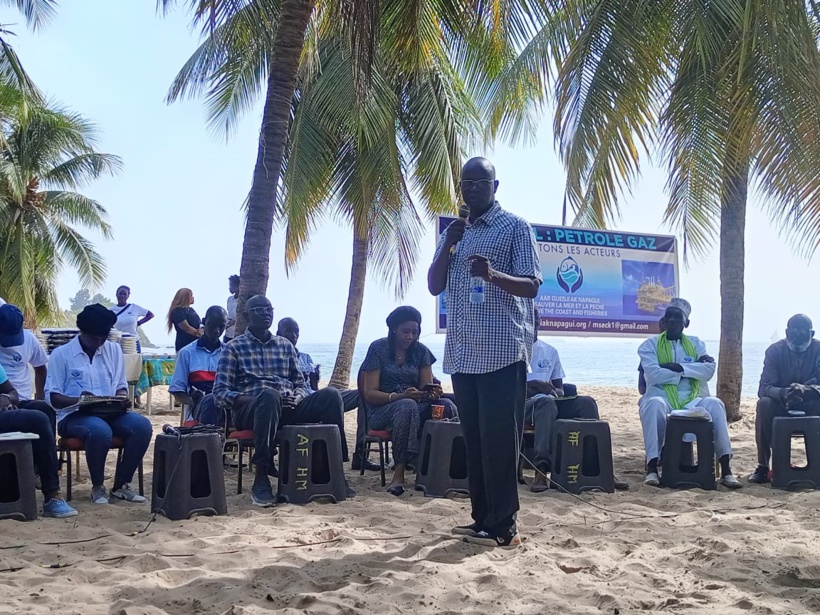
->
[[523, 394, 599, 472]]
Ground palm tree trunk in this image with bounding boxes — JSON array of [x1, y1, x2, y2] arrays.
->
[[329, 230, 368, 389], [235, 0, 315, 333], [716, 157, 750, 422]]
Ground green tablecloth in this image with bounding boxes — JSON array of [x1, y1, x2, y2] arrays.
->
[[137, 355, 176, 395]]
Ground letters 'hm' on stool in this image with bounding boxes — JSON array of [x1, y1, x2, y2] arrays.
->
[[415, 420, 469, 497], [0, 435, 38, 521], [772, 415, 820, 490], [660, 416, 716, 490], [551, 419, 614, 494], [152, 432, 227, 520], [277, 425, 347, 504]]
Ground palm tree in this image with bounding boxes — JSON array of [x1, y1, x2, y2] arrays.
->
[[0, 0, 59, 99], [492, 1, 820, 420], [162, 0, 544, 385], [0, 93, 122, 325]]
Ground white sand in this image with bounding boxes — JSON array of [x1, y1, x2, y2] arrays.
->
[[3, 385, 820, 614]]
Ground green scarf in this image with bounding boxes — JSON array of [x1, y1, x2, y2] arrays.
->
[[656, 332, 701, 409]]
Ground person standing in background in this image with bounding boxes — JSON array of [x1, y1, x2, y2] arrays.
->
[[167, 288, 202, 352], [427, 156, 542, 548], [110, 286, 154, 352], [225, 275, 240, 343]]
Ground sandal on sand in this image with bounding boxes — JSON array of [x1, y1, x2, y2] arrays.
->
[[387, 485, 405, 497]]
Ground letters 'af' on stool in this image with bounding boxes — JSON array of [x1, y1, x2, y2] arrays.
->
[[660, 416, 716, 490], [415, 420, 469, 497], [152, 432, 227, 520], [277, 425, 347, 504], [0, 435, 38, 521], [772, 416, 820, 490], [551, 419, 614, 493]]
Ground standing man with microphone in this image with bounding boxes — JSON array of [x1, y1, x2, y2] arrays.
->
[[428, 157, 542, 548]]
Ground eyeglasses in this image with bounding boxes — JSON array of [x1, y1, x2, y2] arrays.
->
[[248, 307, 273, 315], [460, 179, 493, 189]]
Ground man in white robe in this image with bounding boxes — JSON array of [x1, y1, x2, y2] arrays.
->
[[638, 298, 741, 489]]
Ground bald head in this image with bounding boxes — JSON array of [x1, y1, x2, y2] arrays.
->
[[202, 305, 228, 343], [786, 314, 814, 353], [277, 317, 299, 347], [460, 157, 498, 216]]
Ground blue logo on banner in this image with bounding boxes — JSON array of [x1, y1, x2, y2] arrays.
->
[[557, 257, 584, 293]]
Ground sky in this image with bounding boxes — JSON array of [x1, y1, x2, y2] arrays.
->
[[7, 2, 820, 347]]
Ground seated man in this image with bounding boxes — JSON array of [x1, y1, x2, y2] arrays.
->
[[0, 303, 55, 431], [638, 298, 741, 489], [524, 308, 621, 492], [0, 364, 77, 517], [213, 296, 353, 507], [276, 317, 378, 472], [46, 304, 153, 505], [750, 314, 820, 483], [169, 306, 227, 426]]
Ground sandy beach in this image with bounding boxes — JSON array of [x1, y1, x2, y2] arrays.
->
[[2, 385, 820, 615]]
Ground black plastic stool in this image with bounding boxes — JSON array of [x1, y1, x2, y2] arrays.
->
[[152, 432, 227, 520], [551, 419, 614, 493], [277, 425, 347, 504], [660, 416, 716, 490], [415, 420, 469, 497], [0, 436, 38, 521], [771, 416, 820, 489]]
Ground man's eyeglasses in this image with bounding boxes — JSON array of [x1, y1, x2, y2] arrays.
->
[[248, 307, 273, 315], [460, 179, 493, 189]]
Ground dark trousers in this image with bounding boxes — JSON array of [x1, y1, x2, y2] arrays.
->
[[452, 361, 526, 535], [523, 395, 599, 472], [58, 411, 152, 487], [18, 400, 57, 436], [756, 397, 820, 466], [0, 409, 60, 495], [194, 394, 223, 426], [233, 388, 348, 470]]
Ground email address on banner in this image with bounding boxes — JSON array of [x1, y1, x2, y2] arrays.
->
[[543, 319, 652, 333]]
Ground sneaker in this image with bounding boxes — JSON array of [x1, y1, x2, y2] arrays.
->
[[90, 485, 109, 504], [452, 522, 482, 537], [748, 466, 770, 484], [251, 479, 276, 508], [111, 484, 147, 503], [644, 472, 660, 487], [42, 498, 78, 518], [463, 528, 521, 549], [721, 474, 743, 489]]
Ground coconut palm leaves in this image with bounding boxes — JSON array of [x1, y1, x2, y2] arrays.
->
[[0, 95, 121, 325], [0, 0, 59, 100]]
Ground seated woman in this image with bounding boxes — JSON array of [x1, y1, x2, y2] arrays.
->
[[46, 304, 153, 505], [361, 306, 456, 496]]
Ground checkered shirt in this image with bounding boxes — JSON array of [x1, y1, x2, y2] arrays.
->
[[213, 329, 308, 409], [434, 202, 542, 375]]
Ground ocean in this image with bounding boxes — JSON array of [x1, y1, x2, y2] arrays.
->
[[297, 336, 770, 398]]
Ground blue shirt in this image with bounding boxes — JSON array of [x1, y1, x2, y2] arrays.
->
[[0, 362, 7, 385], [435, 202, 542, 374], [169, 338, 223, 395]]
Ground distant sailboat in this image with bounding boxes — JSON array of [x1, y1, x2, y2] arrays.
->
[[770, 330, 780, 343]]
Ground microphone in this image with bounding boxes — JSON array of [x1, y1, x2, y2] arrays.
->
[[162, 423, 181, 437], [450, 204, 470, 255]]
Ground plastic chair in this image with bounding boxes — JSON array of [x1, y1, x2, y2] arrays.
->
[[277, 424, 348, 503], [414, 420, 469, 497], [551, 418, 615, 493], [772, 415, 820, 490], [357, 370, 390, 487], [58, 436, 145, 501], [659, 416, 716, 490], [0, 436, 38, 521]]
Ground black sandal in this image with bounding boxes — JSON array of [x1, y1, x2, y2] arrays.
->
[[387, 485, 405, 497]]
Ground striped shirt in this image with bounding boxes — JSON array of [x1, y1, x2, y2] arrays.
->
[[435, 202, 542, 375], [213, 329, 308, 409]]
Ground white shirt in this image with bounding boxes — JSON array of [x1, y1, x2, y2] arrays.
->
[[0, 330, 48, 399], [46, 336, 127, 423], [109, 303, 149, 337], [527, 339, 565, 382], [226, 295, 238, 338], [638, 334, 714, 407]]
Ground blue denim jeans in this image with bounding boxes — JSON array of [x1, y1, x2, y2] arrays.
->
[[0, 409, 60, 495], [58, 411, 153, 488]]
